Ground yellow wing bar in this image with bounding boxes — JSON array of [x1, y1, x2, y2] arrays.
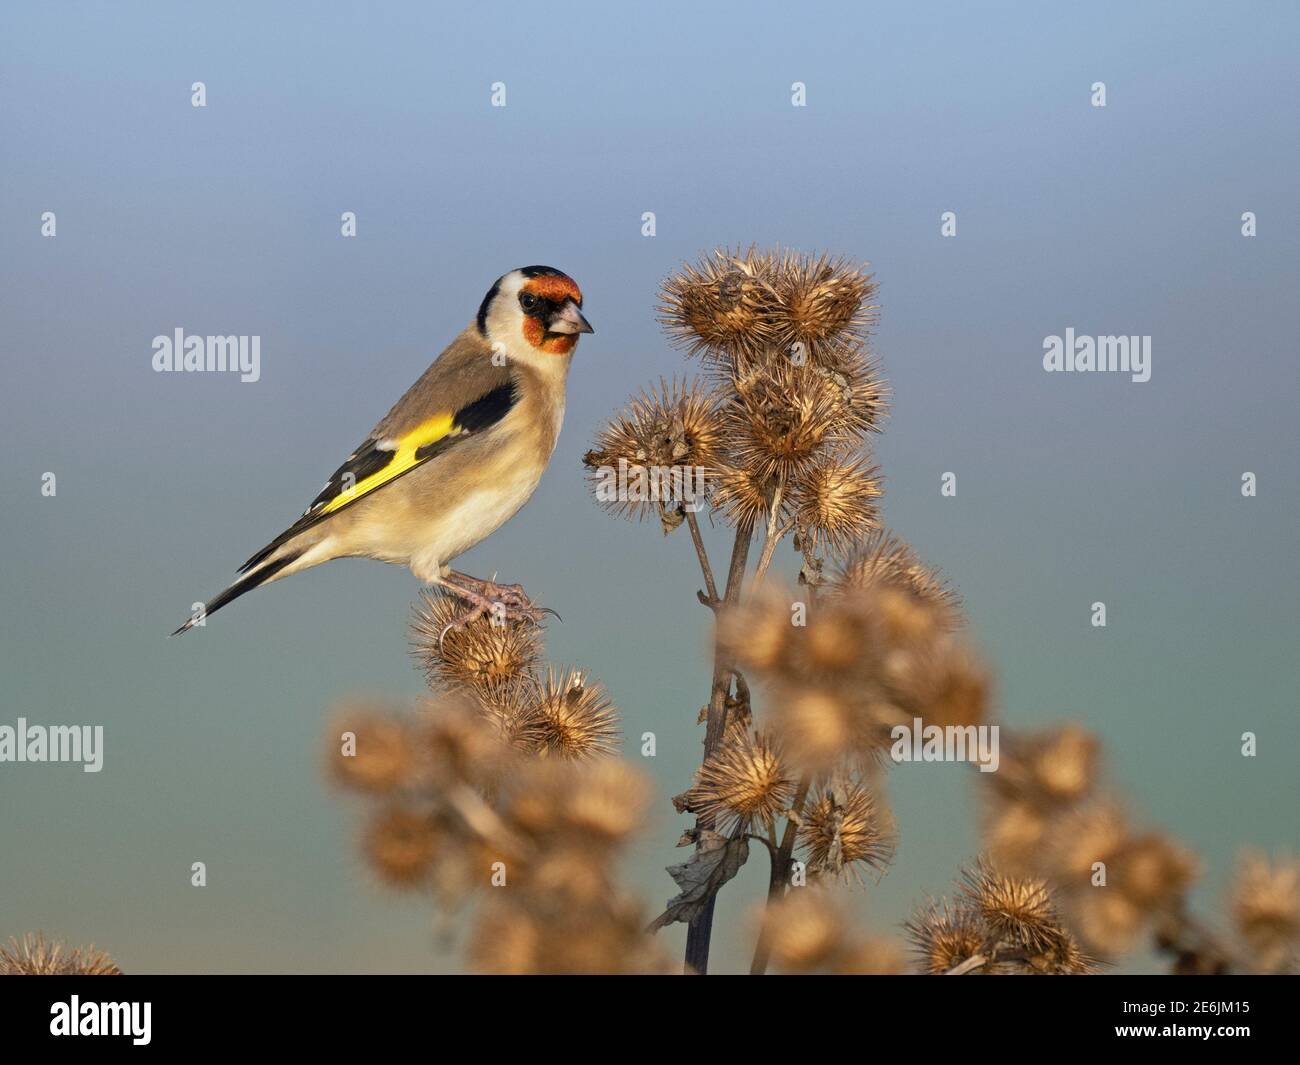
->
[[317, 412, 456, 516]]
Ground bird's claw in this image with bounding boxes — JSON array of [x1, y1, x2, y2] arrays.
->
[[435, 575, 555, 649]]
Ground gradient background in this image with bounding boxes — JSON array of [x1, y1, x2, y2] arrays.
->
[[2, 1, 1296, 974]]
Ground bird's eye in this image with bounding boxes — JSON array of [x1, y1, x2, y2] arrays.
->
[[519, 293, 538, 312]]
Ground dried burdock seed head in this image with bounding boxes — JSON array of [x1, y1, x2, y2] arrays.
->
[[711, 462, 780, 530], [658, 248, 781, 362], [1114, 833, 1198, 910], [811, 339, 889, 437], [789, 450, 882, 555], [326, 703, 418, 794], [720, 358, 844, 482], [905, 900, 988, 974], [833, 528, 961, 621], [411, 589, 542, 693], [768, 250, 878, 359], [1025, 928, 1098, 975], [582, 378, 724, 521], [0, 933, 121, 976], [532, 668, 620, 759], [363, 806, 441, 889], [474, 676, 548, 753], [1230, 850, 1300, 966], [798, 779, 895, 879], [684, 729, 796, 832], [959, 861, 1063, 952]]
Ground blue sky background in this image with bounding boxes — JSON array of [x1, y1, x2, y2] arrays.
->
[[1, 0, 1297, 973]]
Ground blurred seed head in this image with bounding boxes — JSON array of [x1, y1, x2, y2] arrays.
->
[[506, 757, 651, 848], [1114, 833, 1198, 910], [469, 895, 670, 975], [1046, 802, 1128, 884], [776, 686, 864, 771], [984, 801, 1049, 873], [834, 938, 907, 974], [362, 805, 442, 889], [1230, 850, 1300, 967], [326, 703, 418, 794], [0, 933, 121, 976], [760, 888, 845, 972], [834, 529, 961, 618], [990, 723, 1100, 810], [1072, 889, 1146, 957], [758, 887, 904, 974], [1031, 725, 1100, 805], [885, 636, 991, 731], [419, 694, 513, 788]]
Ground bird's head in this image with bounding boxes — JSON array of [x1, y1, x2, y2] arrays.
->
[[477, 266, 593, 367]]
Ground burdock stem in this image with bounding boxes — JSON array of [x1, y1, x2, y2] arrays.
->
[[749, 772, 813, 974], [750, 543, 823, 974], [750, 473, 787, 589], [685, 509, 719, 605], [683, 521, 753, 973]]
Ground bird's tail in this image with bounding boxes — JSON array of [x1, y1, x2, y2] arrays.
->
[[171, 551, 302, 636]]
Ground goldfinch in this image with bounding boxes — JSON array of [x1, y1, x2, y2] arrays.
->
[[173, 266, 592, 636]]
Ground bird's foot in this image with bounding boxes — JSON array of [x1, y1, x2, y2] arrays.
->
[[434, 572, 557, 645]]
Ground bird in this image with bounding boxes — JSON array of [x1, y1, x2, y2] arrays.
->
[[173, 265, 593, 636]]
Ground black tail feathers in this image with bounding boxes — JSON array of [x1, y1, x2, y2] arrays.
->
[[171, 552, 301, 636]]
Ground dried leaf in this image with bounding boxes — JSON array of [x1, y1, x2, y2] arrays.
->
[[648, 830, 749, 931], [659, 502, 686, 536]]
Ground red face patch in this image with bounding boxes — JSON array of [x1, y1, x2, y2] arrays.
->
[[522, 316, 579, 354], [520, 274, 583, 354]]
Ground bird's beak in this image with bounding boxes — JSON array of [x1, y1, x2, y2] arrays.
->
[[548, 299, 594, 335]]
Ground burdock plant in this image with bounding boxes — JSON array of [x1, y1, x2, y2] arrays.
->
[[586, 247, 981, 973], [318, 248, 1296, 978]]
